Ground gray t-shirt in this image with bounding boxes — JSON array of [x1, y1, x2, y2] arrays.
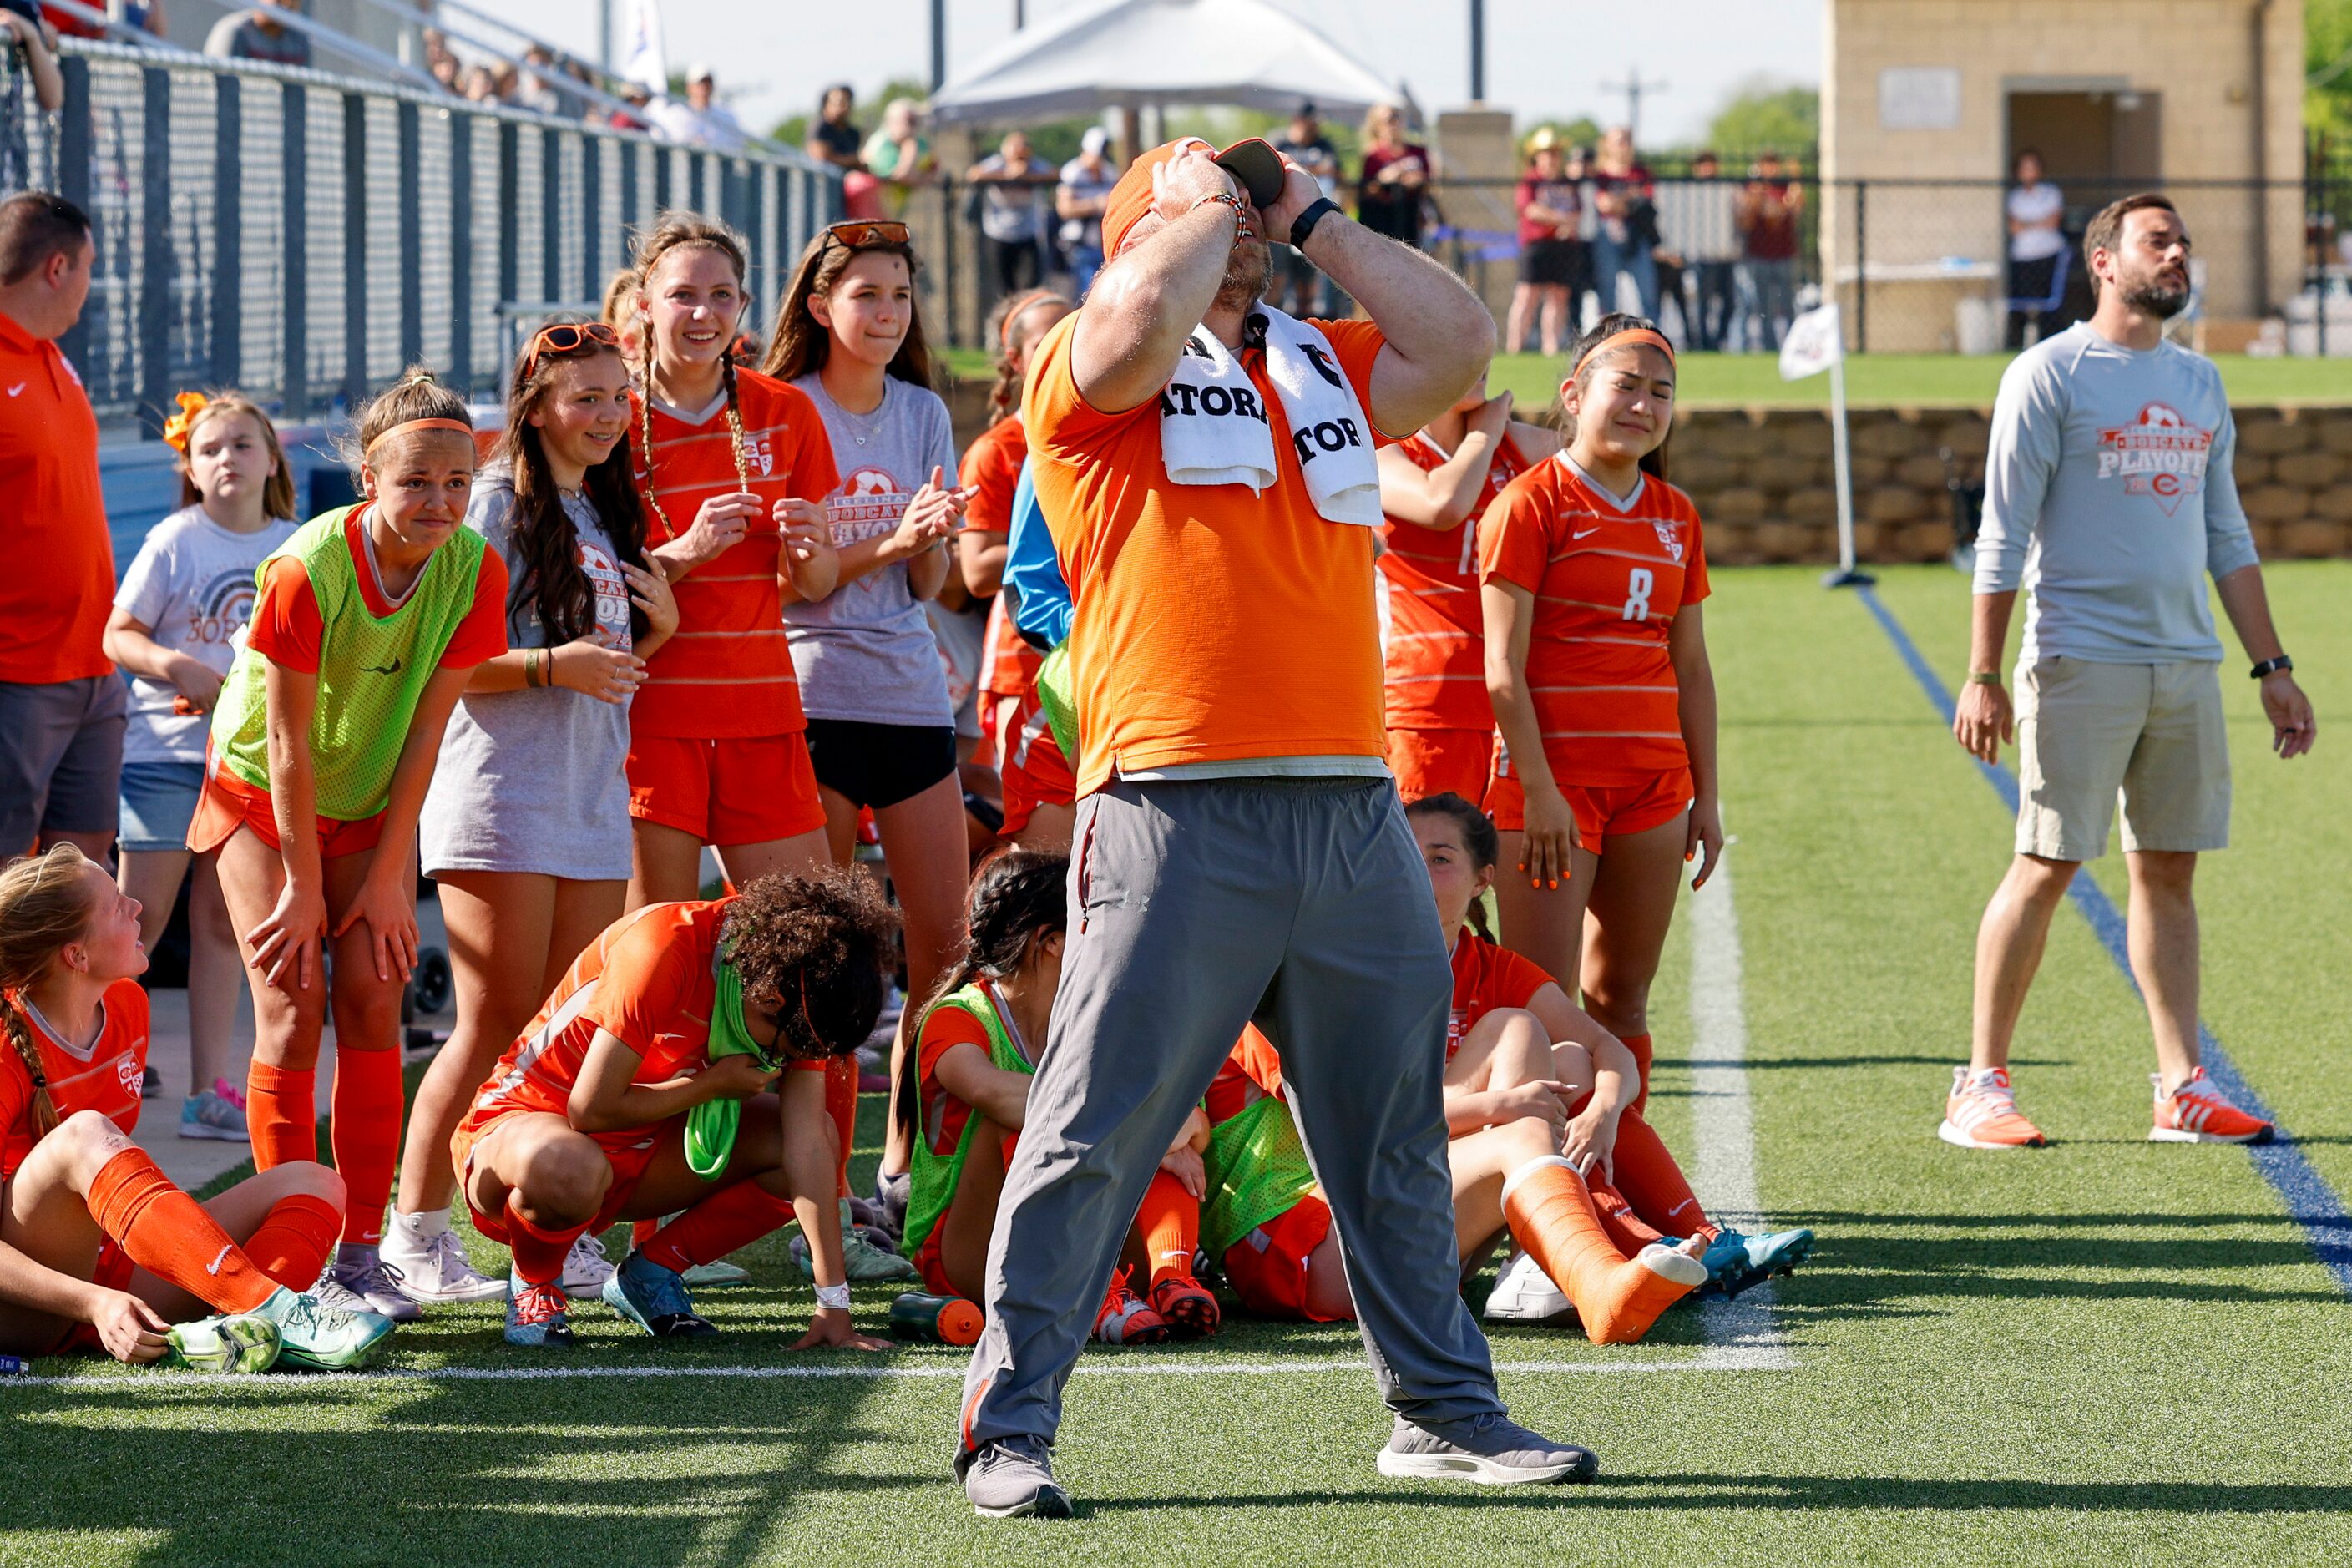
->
[[786, 375, 959, 727], [421, 467, 637, 879], [114, 505, 300, 765], [1975, 323, 2258, 665]]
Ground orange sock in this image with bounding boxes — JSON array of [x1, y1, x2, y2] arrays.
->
[[1135, 1167, 1201, 1287], [1501, 1155, 1701, 1345], [1621, 1032, 1653, 1116], [504, 1194, 580, 1288], [86, 1147, 276, 1314], [246, 1061, 317, 1170], [630, 1216, 660, 1247], [1588, 1176, 1665, 1255], [329, 1047, 404, 1246], [1611, 1109, 1717, 1242], [826, 1055, 858, 1199], [640, 1180, 797, 1274], [240, 1191, 342, 1291]]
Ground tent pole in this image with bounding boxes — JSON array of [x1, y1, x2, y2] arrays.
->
[[930, 0, 946, 91], [1469, 0, 1485, 102]]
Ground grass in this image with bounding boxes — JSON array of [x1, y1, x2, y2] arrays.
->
[[5, 565, 2349, 1565]]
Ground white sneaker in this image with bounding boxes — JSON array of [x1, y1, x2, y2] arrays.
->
[[383, 1223, 508, 1304], [559, 1231, 616, 1294], [1484, 1247, 1573, 1323]]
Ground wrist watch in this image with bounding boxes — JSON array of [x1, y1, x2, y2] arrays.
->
[[2250, 655, 2294, 680], [1289, 196, 1341, 250]]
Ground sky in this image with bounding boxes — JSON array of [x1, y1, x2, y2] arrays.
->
[[480, 0, 1820, 147]]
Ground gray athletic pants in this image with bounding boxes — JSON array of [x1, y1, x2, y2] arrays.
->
[[958, 776, 1505, 1452]]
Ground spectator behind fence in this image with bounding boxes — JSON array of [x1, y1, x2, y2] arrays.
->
[[1657, 150, 1741, 351], [1509, 129, 1583, 357], [1358, 103, 1432, 250], [0, 193, 119, 867], [0, 3, 63, 176], [807, 84, 862, 171], [1590, 125, 1658, 319], [2005, 148, 2066, 348], [609, 81, 651, 132], [204, 0, 310, 67], [652, 63, 746, 154], [969, 130, 1056, 300], [1271, 102, 1340, 315], [1055, 126, 1115, 297], [862, 98, 937, 215], [1735, 149, 1801, 350], [513, 45, 575, 119]]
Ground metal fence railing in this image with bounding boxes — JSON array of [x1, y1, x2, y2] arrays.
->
[[2, 38, 840, 432]]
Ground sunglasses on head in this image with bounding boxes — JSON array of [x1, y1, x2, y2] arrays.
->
[[520, 320, 620, 378], [822, 220, 911, 251]]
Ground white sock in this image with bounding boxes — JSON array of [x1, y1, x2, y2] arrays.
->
[[389, 1207, 452, 1246]]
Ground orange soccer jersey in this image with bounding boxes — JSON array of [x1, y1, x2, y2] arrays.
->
[[1446, 931, 1553, 1061], [913, 985, 1010, 1161], [1477, 454, 1709, 786], [1377, 430, 1535, 732], [632, 372, 842, 741], [0, 979, 151, 1179], [962, 417, 1043, 703]]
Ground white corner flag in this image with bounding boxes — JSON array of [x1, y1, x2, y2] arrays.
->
[[620, 0, 668, 94], [1778, 302, 1873, 588], [1778, 301, 1843, 382]]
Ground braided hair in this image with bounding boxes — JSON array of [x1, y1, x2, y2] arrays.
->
[[721, 866, 898, 1065], [893, 850, 1069, 1136], [982, 288, 1072, 422], [498, 331, 650, 645], [0, 844, 104, 1139], [629, 213, 754, 543]]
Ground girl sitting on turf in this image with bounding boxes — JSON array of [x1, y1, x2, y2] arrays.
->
[[0, 844, 395, 1372], [456, 869, 897, 1350], [195, 368, 510, 1323], [898, 851, 1217, 1343], [1404, 791, 1813, 1307]]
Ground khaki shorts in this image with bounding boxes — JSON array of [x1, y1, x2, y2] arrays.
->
[[2013, 656, 2229, 861]]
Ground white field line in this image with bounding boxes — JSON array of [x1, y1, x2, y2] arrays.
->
[[1686, 852, 1801, 1371]]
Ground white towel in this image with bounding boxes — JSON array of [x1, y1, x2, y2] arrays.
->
[[1157, 305, 1384, 527]]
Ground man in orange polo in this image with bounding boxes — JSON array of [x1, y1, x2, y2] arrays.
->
[[954, 139, 1596, 1518], [0, 193, 118, 862]]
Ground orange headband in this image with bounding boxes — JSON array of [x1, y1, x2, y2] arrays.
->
[[363, 417, 475, 457], [1567, 328, 1676, 385], [998, 289, 1061, 352]]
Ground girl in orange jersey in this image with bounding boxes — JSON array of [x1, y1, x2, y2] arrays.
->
[[1374, 374, 1557, 804], [0, 845, 394, 1372], [624, 213, 842, 909]]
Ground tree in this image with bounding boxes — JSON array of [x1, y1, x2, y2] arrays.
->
[[1705, 77, 1818, 164], [2313, 0, 2352, 142]]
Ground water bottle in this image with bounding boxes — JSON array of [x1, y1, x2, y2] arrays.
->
[[888, 1291, 982, 1346]]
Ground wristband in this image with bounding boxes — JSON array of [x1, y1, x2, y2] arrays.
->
[[1965, 670, 2002, 685], [1288, 195, 1341, 250], [524, 649, 541, 688], [2250, 655, 2293, 680], [814, 1282, 852, 1311], [1188, 190, 1247, 228]]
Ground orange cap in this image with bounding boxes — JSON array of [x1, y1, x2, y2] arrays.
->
[[1101, 136, 1287, 258]]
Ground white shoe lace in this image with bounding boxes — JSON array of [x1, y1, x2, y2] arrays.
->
[[426, 1227, 491, 1284]]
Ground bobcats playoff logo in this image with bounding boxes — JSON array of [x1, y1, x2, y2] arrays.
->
[[2096, 402, 2211, 515], [829, 468, 914, 569]]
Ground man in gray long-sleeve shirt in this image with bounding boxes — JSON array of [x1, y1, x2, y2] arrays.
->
[[1941, 193, 2316, 1152]]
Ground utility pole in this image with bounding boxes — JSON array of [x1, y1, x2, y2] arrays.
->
[[1469, 0, 1484, 102], [1014, 0, 1026, 28], [931, 0, 947, 90], [1597, 65, 1668, 136], [599, 0, 613, 71]]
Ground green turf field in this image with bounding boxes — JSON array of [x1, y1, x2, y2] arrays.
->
[[6, 564, 2348, 1566]]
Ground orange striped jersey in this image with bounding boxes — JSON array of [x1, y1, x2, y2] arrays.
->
[[1448, 932, 1553, 1061], [1203, 1024, 1288, 1125], [1377, 430, 1535, 731], [0, 979, 150, 1179], [962, 416, 1042, 699], [1477, 454, 1709, 785], [631, 372, 841, 739]]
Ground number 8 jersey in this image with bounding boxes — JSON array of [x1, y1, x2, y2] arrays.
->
[[1476, 452, 1710, 786]]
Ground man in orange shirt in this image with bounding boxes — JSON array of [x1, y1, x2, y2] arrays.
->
[[0, 194, 118, 862], [954, 138, 1595, 1519]]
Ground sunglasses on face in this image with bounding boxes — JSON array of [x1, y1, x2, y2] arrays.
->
[[822, 220, 911, 250], [520, 320, 620, 378]]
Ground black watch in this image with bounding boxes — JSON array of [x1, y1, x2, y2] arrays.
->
[[1289, 196, 1341, 250], [2250, 654, 2294, 680]]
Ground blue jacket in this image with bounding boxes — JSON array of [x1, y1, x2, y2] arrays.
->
[[1002, 455, 1072, 651]]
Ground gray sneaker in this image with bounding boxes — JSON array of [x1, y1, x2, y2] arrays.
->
[[958, 1434, 1073, 1519], [1376, 1411, 1598, 1485]]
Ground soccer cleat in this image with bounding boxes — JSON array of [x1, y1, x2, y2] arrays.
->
[[503, 1275, 576, 1348], [322, 1254, 423, 1323], [1938, 1066, 2046, 1150], [2150, 1068, 2274, 1144], [164, 1311, 281, 1373], [601, 1249, 718, 1338], [559, 1231, 617, 1295], [1697, 1227, 1815, 1299], [958, 1434, 1073, 1519], [1146, 1274, 1221, 1339], [1484, 1246, 1574, 1323], [792, 1199, 917, 1282], [682, 1260, 752, 1290], [383, 1224, 508, 1304], [252, 1285, 397, 1371], [178, 1086, 250, 1142], [1092, 1267, 1168, 1346], [1377, 1412, 1599, 1486]]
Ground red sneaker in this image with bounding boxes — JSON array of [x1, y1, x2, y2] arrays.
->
[[1938, 1066, 2046, 1149], [1148, 1273, 1222, 1339], [1092, 1267, 1168, 1345], [2150, 1068, 2274, 1144]]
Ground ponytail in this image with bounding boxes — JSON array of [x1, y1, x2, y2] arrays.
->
[[0, 844, 102, 1138]]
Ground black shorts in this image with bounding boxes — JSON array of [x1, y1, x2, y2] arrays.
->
[[802, 719, 959, 811], [1519, 237, 1586, 288]]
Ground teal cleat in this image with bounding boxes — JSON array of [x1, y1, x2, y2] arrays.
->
[[602, 1250, 717, 1338], [1697, 1227, 1815, 1299], [503, 1276, 576, 1348], [164, 1311, 281, 1373], [252, 1285, 397, 1371]]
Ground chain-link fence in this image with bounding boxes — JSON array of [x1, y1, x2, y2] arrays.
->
[[2, 38, 839, 432]]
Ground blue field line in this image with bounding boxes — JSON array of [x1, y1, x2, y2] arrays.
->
[[1854, 584, 2352, 1293]]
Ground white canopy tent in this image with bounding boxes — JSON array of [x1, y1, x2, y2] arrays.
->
[[928, 0, 1407, 127]]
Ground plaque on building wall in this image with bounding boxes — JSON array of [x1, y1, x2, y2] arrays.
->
[[1879, 67, 1961, 130]]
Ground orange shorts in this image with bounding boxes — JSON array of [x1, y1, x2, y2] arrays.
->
[[1485, 749, 1692, 852], [625, 732, 827, 847], [998, 692, 1075, 839], [1220, 1194, 1343, 1323], [1385, 727, 1493, 807], [453, 1105, 677, 1242], [53, 1239, 137, 1355], [186, 761, 385, 858]]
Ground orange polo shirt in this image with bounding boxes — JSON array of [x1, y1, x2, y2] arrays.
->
[[1022, 312, 1395, 795], [0, 311, 113, 683]]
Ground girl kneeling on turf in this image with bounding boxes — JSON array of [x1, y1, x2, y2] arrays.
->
[[898, 852, 1216, 1344], [456, 870, 895, 1349], [196, 370, 508, 1323], [0, 845, 394, 1372]]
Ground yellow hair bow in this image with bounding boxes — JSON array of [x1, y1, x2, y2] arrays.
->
[[160, 390, 210, 455]]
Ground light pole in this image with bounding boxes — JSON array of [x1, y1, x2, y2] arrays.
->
[[1469, 0, 1484, 102]]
